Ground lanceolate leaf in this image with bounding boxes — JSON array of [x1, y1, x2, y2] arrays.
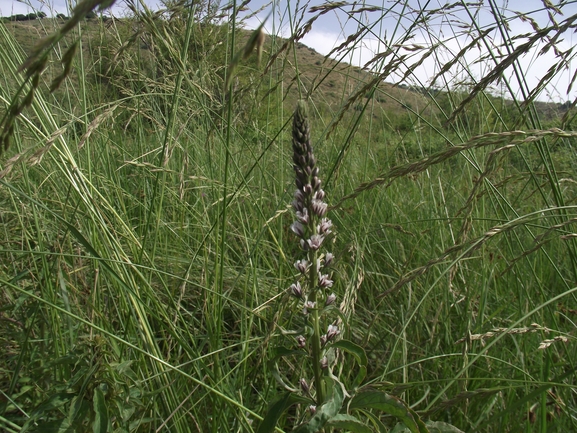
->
[[326, 413, 373, 433], [350, 391, 425, 433], [257, 392, 312, 433], [292, 376, 346, 433], [424, 421, 465, 433], [92, 387, 109, 433], [330, 340, 368, 367], [330, 340, 368, 386]]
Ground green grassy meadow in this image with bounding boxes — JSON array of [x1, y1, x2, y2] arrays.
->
[[1, 1, 577, 432]]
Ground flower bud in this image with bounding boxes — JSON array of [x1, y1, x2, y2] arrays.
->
[[325, 293, 336, 306], [290, 282, 303, 298], [312, 200, 327, 217], [296, 209, 309, 224], [312, 177, 321, 190], [299, 378, 310, 394], [320, 356, 328, 369], [296, 335, 306, 348], [318, 273, 333, 288], [294, 259, 309, 274], [303, 301, 316, 315], [307, 234, 324, 250], [309, 405, 316, 415], [326, 324, 340, 341], [292, 201, 302, 213], [324, 252, 334, 267], [294, 189, 305, 203], [318, 218, 332, 235], [291, 221, 305, 238]]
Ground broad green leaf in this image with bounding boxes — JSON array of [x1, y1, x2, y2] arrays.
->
[[408, 407, 430, 433], [326, 413, 373, 433], [257, 392, 312, 433], [350, 391, 424, 433], [330, 340, 368, 367], [92, 387, 109, 433], [330, 340, 368, 387], [68, 395, 90, 426], [292, 376, 346, 433], [115, 400, 136, 423]]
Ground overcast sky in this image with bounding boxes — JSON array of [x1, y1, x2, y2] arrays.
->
[[2, 0, 577, 102]]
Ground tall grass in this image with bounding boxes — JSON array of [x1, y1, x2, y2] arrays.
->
[[1, 0, 576, 432]]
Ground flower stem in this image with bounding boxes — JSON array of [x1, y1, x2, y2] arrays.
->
[[309, 248, 325, 405]]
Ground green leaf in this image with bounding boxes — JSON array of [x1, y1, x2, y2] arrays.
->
[[267, 346, 308, 391], [21, 393, 76, 433], [114, 400, 136, 423], [350, 391, 424, 433], [363, 410, 389, 433], [92, 387, 109, 433], [257, 392, 311, 433], [326, 414, 373, 433], [330, 340, 368, 367], [424, 421, 465, 433], [330, 340, 368, 387], [292, 376, 346, 433], [68, 395, 90, 426], [29, 418, 74, 433]]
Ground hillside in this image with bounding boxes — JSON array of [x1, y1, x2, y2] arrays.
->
[[2, 6, 577, 433], [0, 17, 453, 126], [1, 15, 569, 133]]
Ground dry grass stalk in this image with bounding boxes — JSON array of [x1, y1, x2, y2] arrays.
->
[[455, 323, 552, 345], [332, 128, 577, 211]]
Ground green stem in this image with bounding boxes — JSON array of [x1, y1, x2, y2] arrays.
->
[[309, 247, 324, 405]]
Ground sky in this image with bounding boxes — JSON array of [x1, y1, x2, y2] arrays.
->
[[2, 0, 577, 103]]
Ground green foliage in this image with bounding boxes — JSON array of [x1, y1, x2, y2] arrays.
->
[[1, 1, 576, 432]]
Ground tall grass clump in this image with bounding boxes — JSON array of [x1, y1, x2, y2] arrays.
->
[[0, 0, 577, 432]]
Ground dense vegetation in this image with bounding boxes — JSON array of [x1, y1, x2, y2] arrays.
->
[[1, 0, 577, 432]]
